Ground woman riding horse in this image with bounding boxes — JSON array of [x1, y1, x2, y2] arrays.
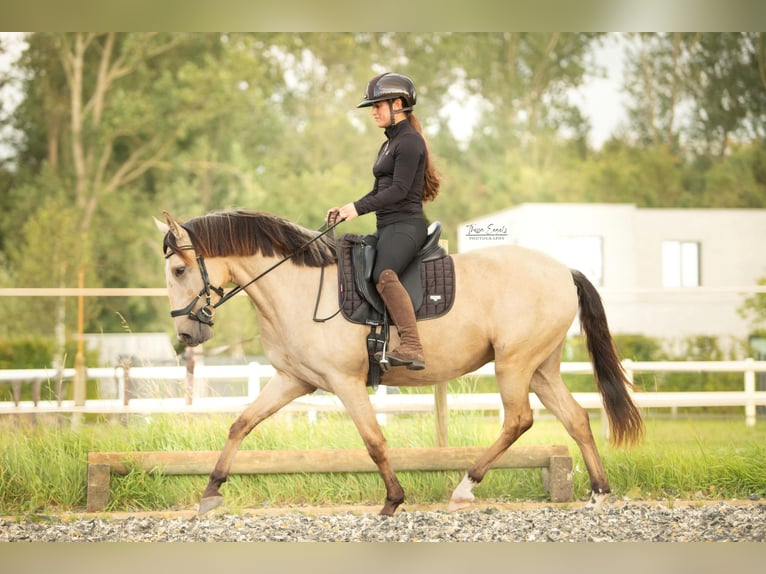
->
[[326, 72, 440, 371]]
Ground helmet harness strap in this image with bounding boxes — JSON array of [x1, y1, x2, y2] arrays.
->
[[387, 98, 412, 127]]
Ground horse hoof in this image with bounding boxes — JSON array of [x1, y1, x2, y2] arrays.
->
[[379, 504, 399, 516], [198, 495, 224, 515], [448, 473, 477, 512], [585, 491, 609, 512], [447, 497, 474, 512]]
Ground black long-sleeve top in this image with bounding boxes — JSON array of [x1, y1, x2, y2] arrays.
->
[[353, 119, 426, 229]]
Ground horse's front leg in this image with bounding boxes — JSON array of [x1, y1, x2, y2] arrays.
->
[[199, 373, 314, 514], [334, 380, 404, 516]]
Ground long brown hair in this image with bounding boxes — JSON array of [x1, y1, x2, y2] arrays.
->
[[407, 113, 440, 203]]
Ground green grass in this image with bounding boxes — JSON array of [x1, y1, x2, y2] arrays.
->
[[1, 412, 765, 514]]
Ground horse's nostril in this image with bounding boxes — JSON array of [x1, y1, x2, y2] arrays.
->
[[178, 332, 194, 345]]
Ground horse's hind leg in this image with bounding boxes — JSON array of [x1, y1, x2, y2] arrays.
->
[[449, 362, 534, 511], [530, 349, 611, 510], [199, 373, 314, 514]]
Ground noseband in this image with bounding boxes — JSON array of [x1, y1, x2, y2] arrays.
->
[[166, 246, 226, 326], [165, 218, 343, 326]]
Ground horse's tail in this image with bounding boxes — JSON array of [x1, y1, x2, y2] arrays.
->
[[571, 269, 644, 446]]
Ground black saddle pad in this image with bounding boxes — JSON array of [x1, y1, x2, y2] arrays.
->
[[336, 234, 456, 325]]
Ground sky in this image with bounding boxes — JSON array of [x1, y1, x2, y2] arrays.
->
[[574, 33, 629, 148], [0, 32, 27, 162]]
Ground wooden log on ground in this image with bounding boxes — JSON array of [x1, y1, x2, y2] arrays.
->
[[86, 445, 573, 511], [88, 445, 568, 475]]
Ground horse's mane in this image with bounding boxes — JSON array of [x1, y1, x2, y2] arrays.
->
[[163, 210, 337, 267]]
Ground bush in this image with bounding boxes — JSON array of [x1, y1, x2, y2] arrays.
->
[[0, 336, 100, 402], [0, 337, 55, 369]]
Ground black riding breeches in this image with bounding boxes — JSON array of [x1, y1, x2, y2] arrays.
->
[[372, 218, 428, 283]]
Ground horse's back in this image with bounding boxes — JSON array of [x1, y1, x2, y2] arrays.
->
[[454, 244, 576, 294], [450, 244, 578, 335], [382, 244, 578, 385]]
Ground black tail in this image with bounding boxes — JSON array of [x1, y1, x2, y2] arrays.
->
[[571, 269, 644, 446]]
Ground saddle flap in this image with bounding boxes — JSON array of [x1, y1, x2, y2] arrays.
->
[[337, 227, 455, 326]]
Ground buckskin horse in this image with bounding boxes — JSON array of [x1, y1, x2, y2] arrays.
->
[[156, 209, 643, 515]]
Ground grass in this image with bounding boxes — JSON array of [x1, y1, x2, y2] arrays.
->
[[1, 412, 765, 515]]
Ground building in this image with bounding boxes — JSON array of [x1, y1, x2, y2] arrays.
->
[[82, 332, 177, 367], [458, 204, 766, 343]]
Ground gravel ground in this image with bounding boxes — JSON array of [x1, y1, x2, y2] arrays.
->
[[2, 500, 765, 542]]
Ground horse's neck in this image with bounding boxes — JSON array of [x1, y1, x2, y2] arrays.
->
[[231, 256, 332, 324]]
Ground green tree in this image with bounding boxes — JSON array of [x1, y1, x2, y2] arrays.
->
[[3, 33, 283, 340], [622, 33, 689, 152], [739, 275, 766, 334]]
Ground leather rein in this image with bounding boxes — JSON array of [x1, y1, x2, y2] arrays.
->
[[166, 219, 343, 326]]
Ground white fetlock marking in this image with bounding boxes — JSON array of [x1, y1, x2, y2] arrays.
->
[[448, 473, 477, 511], [585, 491, 609, 512]]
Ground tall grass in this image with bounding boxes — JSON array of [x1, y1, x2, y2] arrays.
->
[[1, 412, 765, 514]]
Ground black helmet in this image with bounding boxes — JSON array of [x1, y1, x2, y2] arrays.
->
[[357, 72, 417, 109]]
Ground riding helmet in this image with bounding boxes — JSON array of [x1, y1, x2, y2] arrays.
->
[[357, 72, 417, 108]]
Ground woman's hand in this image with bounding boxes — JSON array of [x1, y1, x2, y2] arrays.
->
[[326, 203, 358, 225]]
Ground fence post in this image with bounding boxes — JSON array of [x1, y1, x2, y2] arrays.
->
[[184, 346, 195, 405], [435, 382, 448, 447], [744, 358, 756, 427], [116, 365, 126, 404], [247, 362, 262, 401], [434, 237, 450, 447], [375, 385, 388, 425]]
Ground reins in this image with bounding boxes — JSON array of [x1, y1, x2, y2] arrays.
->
[[167, 218, 345, 325]]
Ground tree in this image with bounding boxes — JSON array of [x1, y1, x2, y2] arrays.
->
[[622, 33, 689, 152], [739, 275, 766, 334], [3, 33, 281, 339], [623, 33, 766, 161], [684, 33, 766, 160]]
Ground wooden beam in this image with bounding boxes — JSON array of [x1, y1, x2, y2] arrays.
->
[[89, 445, 568, 476], [86, 445, 573, 512]]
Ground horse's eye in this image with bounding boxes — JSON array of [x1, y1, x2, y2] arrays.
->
[[174, 266, 186, 278]]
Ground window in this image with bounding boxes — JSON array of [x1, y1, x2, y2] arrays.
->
[[553, 236, 603, 287], [662, 240, 700, 287]]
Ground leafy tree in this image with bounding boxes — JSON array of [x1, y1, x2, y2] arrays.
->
[[622, 33, 766, 160], [739, 275, 766, 333]]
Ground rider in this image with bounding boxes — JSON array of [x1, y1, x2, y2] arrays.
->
[[327, 72, 440, 370]]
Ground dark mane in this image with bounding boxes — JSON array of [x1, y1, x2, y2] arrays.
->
[[163, 210, 337, 267]]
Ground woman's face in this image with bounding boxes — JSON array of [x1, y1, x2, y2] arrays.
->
[[371, 98, 403, 128]]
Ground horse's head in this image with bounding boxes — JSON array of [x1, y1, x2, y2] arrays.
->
[[155, 211, 227, 347]]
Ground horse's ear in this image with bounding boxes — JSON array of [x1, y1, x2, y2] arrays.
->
[[153, 216, 169, 235], [162, 211, 185, 239]]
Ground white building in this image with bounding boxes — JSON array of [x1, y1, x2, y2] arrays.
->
[[82, 332, 177, 366], [459, 204, 766, 342]]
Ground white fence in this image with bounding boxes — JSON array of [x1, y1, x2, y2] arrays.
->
[[2, 359, 765, 427]]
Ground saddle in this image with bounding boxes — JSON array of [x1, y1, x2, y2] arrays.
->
[[336, 222, 456, 388]]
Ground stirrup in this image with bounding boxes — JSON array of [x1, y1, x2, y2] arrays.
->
[[377, 337, 390, 372], [375, 350, 424, 371]]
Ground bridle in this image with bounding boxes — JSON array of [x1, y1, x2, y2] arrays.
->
[[165, 219, 344, 326], [166, 246, 225, 326]]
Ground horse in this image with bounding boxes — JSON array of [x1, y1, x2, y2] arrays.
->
[[155, 209, 644, 515]]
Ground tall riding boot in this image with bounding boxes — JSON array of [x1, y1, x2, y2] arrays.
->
[[375, 269, 425, 370]]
